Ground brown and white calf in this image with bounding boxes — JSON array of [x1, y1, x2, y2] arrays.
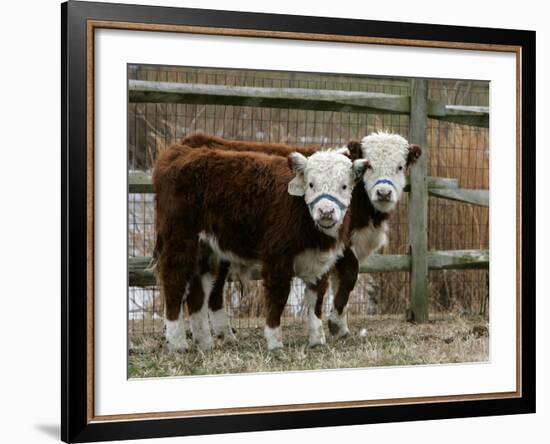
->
[[182, 132, 421, 344], [153, 144, 367, 351]]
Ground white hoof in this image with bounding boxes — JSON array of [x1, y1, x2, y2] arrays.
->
[[165, 311, 190, 352], [166, 340, 189, 353], [195, 334, 214, 351], [209, 308, 238, 344], [264, 326, 283, 351], [327, 309, 350, 338], [221, 329, 238, 344], [308, 331, 326, 348], [308, 314, 326, 348]]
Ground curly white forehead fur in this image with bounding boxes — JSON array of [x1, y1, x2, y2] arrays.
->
[[361, 131, 409, 164], [306, 150, 352, 174]]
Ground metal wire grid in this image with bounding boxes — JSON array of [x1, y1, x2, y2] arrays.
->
[[127, 65, 489, 335]]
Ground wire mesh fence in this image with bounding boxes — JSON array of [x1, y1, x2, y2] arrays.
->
[[127, 65, 489, 337]]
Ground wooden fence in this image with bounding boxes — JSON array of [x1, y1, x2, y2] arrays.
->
[[127, 78, 489, 322]]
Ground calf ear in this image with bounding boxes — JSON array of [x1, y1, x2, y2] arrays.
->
[[288, 152, 308, 175], [287, 153, 308, 196], [352, 159, 369, 182], [407, 144, 422, 165], [333, 147, 350, 156], [346, 140, 363, 160]]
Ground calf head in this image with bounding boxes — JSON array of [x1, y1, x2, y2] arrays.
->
[[353, 132, 422, 213], [288, 149, 368, 237]]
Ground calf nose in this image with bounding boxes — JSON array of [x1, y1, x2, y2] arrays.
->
[[376, 188, 392, 201], [319, 207, 335, 220]]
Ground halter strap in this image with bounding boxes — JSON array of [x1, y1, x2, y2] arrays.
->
[[307, 193, 348, 212], [371, 178, 398, 191]]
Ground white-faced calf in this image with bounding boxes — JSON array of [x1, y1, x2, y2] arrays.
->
[[326, 132, 421, 337]]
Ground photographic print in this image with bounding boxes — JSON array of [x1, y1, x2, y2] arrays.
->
[[127, 65, 490, 378], [62, 2, 534, 440]]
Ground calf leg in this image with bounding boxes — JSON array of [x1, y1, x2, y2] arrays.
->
[[305, 276, 328, 347], [159, 241, 198, 352], [207, 260, 237, 343], [186, 273, 215, 351], [263, 272, 292, 351], [163, 291, 188, 352], [328, 248, 359, 338]]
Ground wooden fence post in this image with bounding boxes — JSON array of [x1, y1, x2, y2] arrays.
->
[[408, 79, 429, 322]]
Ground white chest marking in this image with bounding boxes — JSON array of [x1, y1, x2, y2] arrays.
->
[[293, 243, 345, 285], [350, 221, 388, 262]]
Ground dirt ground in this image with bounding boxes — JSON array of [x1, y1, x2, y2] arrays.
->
[[128, 315, 489, 378]]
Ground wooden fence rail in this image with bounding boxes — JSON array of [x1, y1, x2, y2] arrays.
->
[[127, 78, 490, 321], [128, 249, 489, 287], [129, 80, 490, 127]]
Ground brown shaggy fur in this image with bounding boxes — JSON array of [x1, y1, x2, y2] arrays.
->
[[182, 132, 319, 157]]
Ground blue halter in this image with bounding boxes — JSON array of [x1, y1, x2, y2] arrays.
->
[[307, 193, 348, 212], [371, 178, 398, 192]]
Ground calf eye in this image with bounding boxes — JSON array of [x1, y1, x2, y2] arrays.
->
[[309, 182, 314, 188], [398, 165, 404, 171], [342, 185, 348, 190]]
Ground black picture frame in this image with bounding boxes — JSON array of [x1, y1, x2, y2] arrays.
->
[[61, 1, 536, 442]]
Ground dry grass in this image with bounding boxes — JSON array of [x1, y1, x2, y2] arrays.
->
[[128, 316, 489, 378]]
